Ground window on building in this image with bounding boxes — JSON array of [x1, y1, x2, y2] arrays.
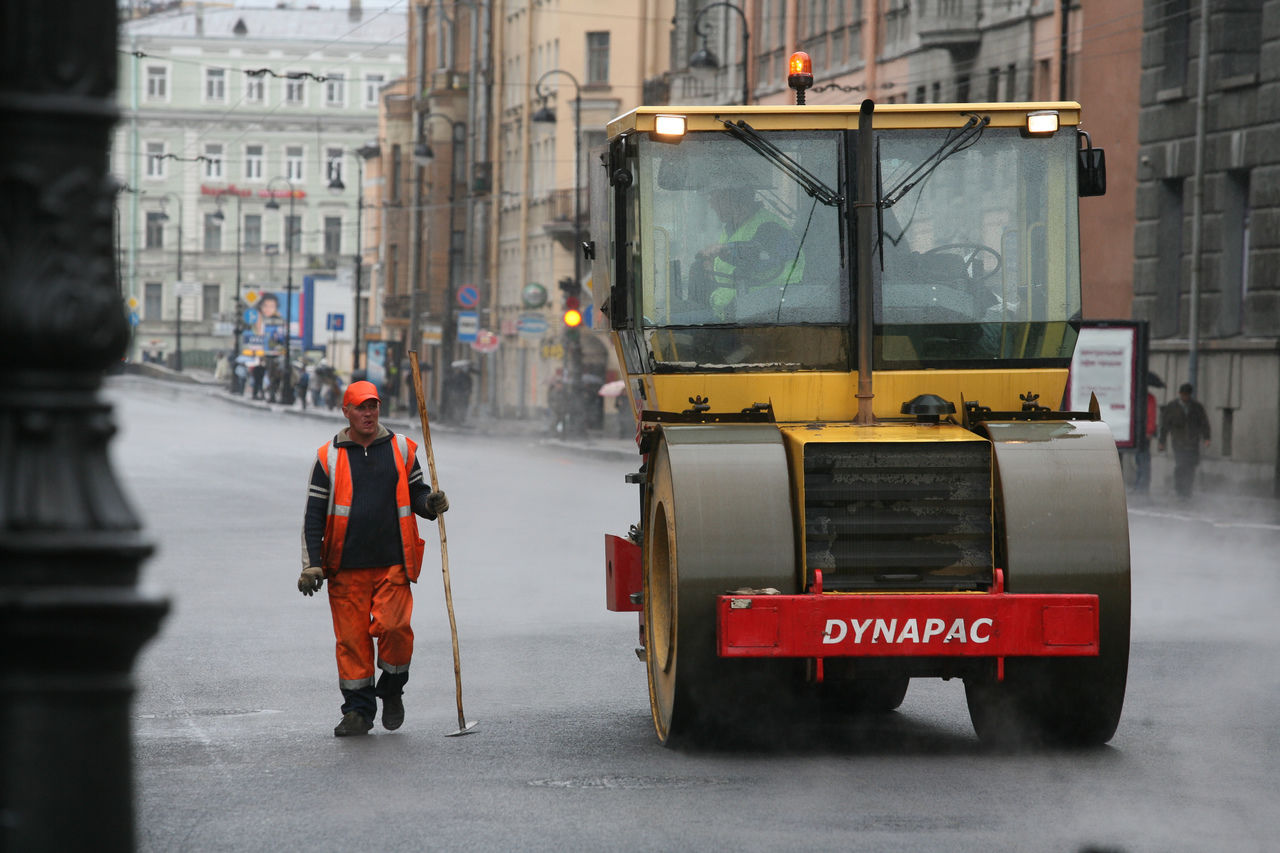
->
[[1154, 179, 1185, 338], [244, 213, 262, 252], [204, 143, 223, 179], [798, 0, 828, 68], [326, 148, 344, 186], [146, 65, 167, 100], [324, 216, 342, 255], [206, 67, 226, 102], [390, 144, 402, 203], [930, 81, 941, 102], [286, 145, 304, 182], [1161, 0, 1189, 91], [884, 0, 909, 47], [145, 212, 166, 249], [1005, 63, 1018, 100], [987, 68, 1000, 101], [1218, 170, 1251, 335], [754, 0, 789, 93], [586, 32, 610, 85], [144, 282, 163, 320], [325, 72, 346, 107], [203, 212, 222, 253], [1035, 58, 1052, 100], [285, 72, 305, 105], [955, 74, 970, 102], [364, 73, 384, 107], [145, 141, 166, 178], [244, 144, 263, 180], [1221, 4, 1262, 80], [245, 75, 264, 103], [285, 214, 301, 253], [202, 283, 220, 321]]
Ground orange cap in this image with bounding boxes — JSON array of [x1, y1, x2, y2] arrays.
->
[[342, 380, 380, 407]]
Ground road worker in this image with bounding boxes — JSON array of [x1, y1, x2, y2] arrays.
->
[[298, 379, 450, 736]]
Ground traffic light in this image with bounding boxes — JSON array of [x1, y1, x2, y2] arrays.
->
[[560, 277, 583, 337], [562, 295, 583, 329]]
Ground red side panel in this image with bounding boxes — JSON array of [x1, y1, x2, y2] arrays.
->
[[718, 591, 1099, 658], [605, 534, 643, 612]]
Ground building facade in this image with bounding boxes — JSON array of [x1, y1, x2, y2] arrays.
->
[[114, 4, 405, 371], [378, 1, 672, 422], [1134, 0, 1280, 496]]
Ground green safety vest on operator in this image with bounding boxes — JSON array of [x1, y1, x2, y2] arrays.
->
[[710, 208, 804, 319]]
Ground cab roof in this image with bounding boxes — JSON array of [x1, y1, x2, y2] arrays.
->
[[607, 102, 1083, 139]]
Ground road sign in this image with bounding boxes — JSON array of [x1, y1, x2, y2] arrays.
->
[[517, 313, 549, 339], [456, 310, 479, 343], [128, 311, 140, 327], [456, 284, 479, 309], [326, 312, 345, 331], [471, 329, 499, 354]]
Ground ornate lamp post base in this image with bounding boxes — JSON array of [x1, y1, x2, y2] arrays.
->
[[1, 3, 169, 850]]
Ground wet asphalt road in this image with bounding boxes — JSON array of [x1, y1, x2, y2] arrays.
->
[[107, 376, 1280, 853]]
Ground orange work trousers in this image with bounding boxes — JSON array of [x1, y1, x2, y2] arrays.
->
[[326, 564, 414, 689]]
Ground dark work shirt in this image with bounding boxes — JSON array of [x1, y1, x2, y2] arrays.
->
[[303, 428, 434, 570]]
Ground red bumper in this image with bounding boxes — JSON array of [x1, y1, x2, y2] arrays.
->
[[718, 571, 1098, 660], [605, 534, 643, 612]]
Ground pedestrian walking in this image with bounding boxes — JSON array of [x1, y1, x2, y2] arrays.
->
[[295, 364, 310, 411], [250, 359, 266, 400], [213, 351, 230, 384], [297, 380, 450, 736], [1132, 371, 1163, 495], [1158, 382, 1211, 500]]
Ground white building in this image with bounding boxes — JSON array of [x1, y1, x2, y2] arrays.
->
[[114, 3, 405, 369]]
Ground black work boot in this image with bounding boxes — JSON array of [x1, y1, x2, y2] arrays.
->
[[381, 694, 405, 731], [333, 711, 373, 737]]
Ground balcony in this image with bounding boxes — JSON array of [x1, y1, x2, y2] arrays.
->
[[539, 187, 588, 252], [916, 1, 981, 52], [383, 293, 410, 320]]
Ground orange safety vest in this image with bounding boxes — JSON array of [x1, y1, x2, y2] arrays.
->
[[316, 433, 427, 582]]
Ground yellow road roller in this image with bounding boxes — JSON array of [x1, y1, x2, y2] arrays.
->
[[594, 66, 1127, 748]]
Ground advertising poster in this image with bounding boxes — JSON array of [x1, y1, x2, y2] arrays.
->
[[241, 289, 303, 355], [1066, 323, 1139, 448], [365, 341, 388, 394]]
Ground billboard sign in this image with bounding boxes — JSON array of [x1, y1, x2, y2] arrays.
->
[[1066, 321, 1142, 449]]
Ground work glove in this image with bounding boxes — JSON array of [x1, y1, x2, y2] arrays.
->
[[298, 567, 325, 596], [426, 490, 449, 518]]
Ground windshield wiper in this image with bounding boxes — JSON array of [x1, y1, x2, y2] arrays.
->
[[719, 118, 843, 209], [880, 112, 990, 208]]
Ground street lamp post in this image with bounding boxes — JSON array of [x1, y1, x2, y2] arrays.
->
[[415, 113, 466, 416], [533, 68, 585, 437], [689, 1, 751, 107], [158, 192, 184, 371], [212, 189, 243, 389], [2, 4, 168, 846], [265, 177, 297, 405], [329, 143, 381, 374]]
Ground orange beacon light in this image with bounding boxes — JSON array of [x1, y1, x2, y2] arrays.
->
[[788, 51, 813, 104]]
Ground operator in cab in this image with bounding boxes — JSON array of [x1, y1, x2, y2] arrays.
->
[[694, 186, 804, 321]]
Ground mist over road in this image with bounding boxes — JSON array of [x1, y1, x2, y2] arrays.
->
[[108, 376, 1280, 853]]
